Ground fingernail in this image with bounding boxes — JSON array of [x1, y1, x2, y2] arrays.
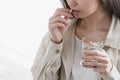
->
[[70, 14, 74, 19]]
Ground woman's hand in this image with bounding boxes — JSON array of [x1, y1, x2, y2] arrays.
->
[[48, 8, 73, 43], [81, 50, 113, 75]]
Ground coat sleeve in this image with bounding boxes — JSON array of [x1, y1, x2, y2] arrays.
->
[[101, 49, 120, 80], [31, 32, 63, 80]]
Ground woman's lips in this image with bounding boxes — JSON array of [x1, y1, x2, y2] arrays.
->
[[72, 10, 80, 13], [69, 9, 80, 18]]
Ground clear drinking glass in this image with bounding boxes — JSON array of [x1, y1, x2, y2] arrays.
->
[[79, 36, 104, 80], [80, 36, 104, 66]]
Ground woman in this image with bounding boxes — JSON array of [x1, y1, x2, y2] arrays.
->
[[31, 0, 120, 80]]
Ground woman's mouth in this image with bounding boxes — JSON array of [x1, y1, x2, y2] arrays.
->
[[69, 9, 81, 18], [72, 10, 81, 14]]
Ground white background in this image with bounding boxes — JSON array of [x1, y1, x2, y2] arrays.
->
[[0, 0, 62, 80]]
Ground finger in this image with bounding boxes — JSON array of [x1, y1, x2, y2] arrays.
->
[[55, 8, 71, 16], [54, 11, 73, 19], [82, 61, 98, 68], [82, 56, 110, 64], [93, 67, 108, 75], [49, 17, 70, 26], [84, 50, 108, 57], [49, 22, 66, 29], [54, 8, 73, 18], [55, 8, 70, 13], [82, 60, 108, 68], [82, 58, 112, 75]]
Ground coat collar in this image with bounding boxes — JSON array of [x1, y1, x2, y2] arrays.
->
[[104, 15, 120, 49], [61, 16, 120, 80]]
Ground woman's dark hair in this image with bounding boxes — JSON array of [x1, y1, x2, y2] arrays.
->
[[60, 0, 120, 19]]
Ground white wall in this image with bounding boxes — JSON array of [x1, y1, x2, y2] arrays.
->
[[0, 0, 62, 59], [0, 0, 62, 80]]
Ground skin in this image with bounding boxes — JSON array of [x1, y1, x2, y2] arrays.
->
[[48, 0, 112, 75]]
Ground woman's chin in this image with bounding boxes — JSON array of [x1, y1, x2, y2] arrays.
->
[[75, 15, 91, 19], [73, 13, 86, 18]]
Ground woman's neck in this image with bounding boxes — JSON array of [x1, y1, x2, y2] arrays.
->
[[78, 5, 112, 31]]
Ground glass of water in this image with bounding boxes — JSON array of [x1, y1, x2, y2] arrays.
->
[[80, 36, 104, 66], [79, 36, 104, 80]]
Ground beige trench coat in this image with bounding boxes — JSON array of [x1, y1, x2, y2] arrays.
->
[[31, 16, 120, 80]]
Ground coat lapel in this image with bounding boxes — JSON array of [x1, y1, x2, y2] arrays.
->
[[104, 15, 120, 49], [61, 22, 76, 80]]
